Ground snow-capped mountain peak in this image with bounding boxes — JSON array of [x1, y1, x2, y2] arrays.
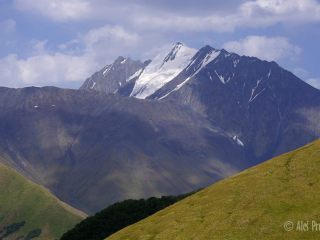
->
[[80, 56, 144, 94], [162, 42, 184, 65], [129, 42, 197, 99], [185, 45, 221, 76], [81, 43, 239, 100]]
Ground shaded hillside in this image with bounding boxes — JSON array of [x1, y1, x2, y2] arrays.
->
[[0, 86, 244, 213], [0, 161, 85, 240], [108, 139, 320, 240], [61, 193, 190, 240]]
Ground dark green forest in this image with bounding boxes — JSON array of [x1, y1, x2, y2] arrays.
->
[[60, 193, 191, 240]]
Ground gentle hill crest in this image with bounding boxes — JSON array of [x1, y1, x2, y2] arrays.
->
[[108, 139, 320, 240], [0, 160, 85, 240]]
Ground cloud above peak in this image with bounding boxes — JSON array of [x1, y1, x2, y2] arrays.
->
[[223, 36, 301, 61], [239, 0, 320, 27], [14, 0, 93, 22], [0, 0, 318, 88], [306, 78, 320, 90], [0, 25, 158, 88], [13, 0, 320, 32]]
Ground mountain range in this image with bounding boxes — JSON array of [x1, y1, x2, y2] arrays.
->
[[82, 42, 320, 162], [0, 42, 319, 214]]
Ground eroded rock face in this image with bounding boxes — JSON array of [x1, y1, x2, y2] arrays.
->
[[80, 56, 146, 94]]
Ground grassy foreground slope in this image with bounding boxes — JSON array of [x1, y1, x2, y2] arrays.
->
[[108, 140, 320, 240], [0, 162, 86, 240]]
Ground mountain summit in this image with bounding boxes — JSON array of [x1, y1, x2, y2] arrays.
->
[[80, 42, 201, 99], [81, 42, 320, 164], [80, 56, 146, 94], [129, 42, 197, 99], [80, 42, 223, 100]]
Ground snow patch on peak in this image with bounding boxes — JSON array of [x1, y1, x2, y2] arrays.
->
[[233, 59, 240, 68], [233, 136, 244, 147], [214, 70, 226, 84], [249, 78, 265, 103], [159, 48, 221, 99], [202, 50, 220, 67], [162, 42, 183, 64], [102, 65, 112, 76], [127, 68, 143, 82], [186, 48, 220, 74], [130, 43, 197, 99]]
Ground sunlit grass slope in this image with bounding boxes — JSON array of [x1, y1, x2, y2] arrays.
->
[[108, 140, 320, 240], [0, 162, 86, 240]]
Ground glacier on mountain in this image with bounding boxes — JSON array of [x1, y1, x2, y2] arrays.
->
[[130, 43, 197, 99]]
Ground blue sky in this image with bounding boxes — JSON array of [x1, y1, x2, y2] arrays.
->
[[0, 0, 319, 89]]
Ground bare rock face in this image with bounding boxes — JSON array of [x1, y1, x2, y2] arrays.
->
[[80, 56, 146, 94]]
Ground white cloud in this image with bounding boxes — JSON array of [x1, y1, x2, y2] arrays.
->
[[293, 68, 309, 79], [0, 53, 97, 88], [5, 0, 320, 88], [13, 0, 320, 31], [292, 68, 320, 89], [29, 39, 48, 54], [223, 36, 301, 61], [14, 0, 93, 22], [240, 0, 320, 24], [84, 25, 139, 46], [82, 25, 141, 62], [306, 78, 320, 89], [131, 14, 237, 32], [81, 24, 150, 66], [0, 55, 23, 88], [0, 25, 155, 88]]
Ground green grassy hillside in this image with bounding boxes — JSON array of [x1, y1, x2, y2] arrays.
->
[[0, 162, 86, 240], [108, 140, 320, 240]]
